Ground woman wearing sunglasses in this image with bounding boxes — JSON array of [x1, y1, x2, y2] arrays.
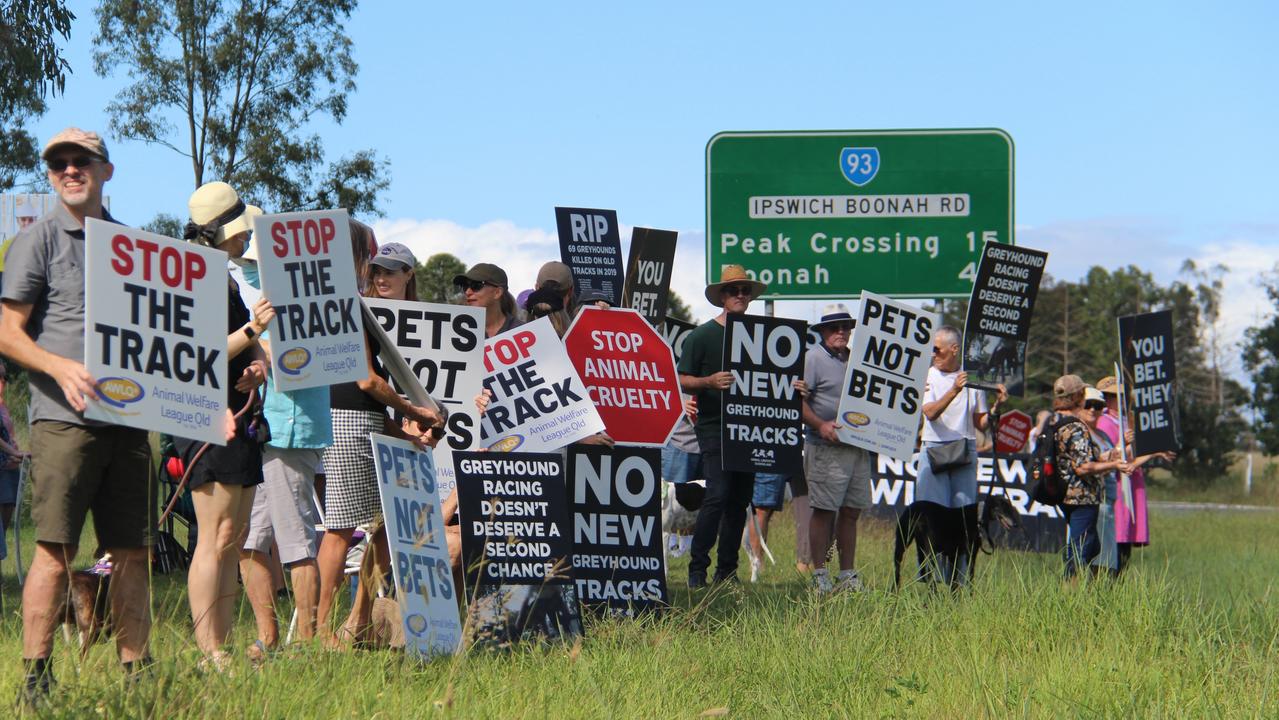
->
[[454, 263, 520, 338]]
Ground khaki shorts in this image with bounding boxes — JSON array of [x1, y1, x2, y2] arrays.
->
[[30, 420, 155, 547], [804, 442, 871, 511]]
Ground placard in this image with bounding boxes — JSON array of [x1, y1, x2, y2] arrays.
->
[[369, 433, 462, 658], [252, 209, 367, 391], [621, 227, 678, 325], [1118, 309, 1181, 455], [994, 409, 1033, 454], [555, 206, 623, 307], [864, 451, 1064, 553], [83, 219, 228, 444], [722, 314, 806, 473], [568, 446, 668, 614], [365, 298, 485, 500], [661, 316, 697, 365], [479, 316, 605, 452], [962, 241, 1047, 396], [454, 451, 583, 645], [836, 291, 936, 461], [563, 307, 682, 447]]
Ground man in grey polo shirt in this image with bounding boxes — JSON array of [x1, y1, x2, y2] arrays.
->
[[801, 303, 871, 594], [0, 128, 154, 701]]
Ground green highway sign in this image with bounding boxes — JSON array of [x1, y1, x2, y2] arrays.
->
[[706, 129, 1014, 299]]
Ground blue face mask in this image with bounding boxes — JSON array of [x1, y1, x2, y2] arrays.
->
[[241, 263, 261, 289]]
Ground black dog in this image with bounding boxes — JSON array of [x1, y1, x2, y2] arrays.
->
[[893, 494, 1021, 589]]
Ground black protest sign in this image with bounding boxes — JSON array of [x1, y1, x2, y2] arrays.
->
[[863, 452, 1065, 554], [661, 316, 697, 365], [962, 241, 1048, 396], [621, 227, 678, 325], [568, 446, 668, 615], [454, 451, 583, 645], [722, 314, 806, 473], [1118, 310, 1181, 455], [556, 206, 623, 307]]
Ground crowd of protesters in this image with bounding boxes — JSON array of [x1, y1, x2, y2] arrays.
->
[[1, 127, 1172, 702]]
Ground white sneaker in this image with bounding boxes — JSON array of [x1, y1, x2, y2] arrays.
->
[[834, 569, 864, 593], [749, 553, 762, 583], [811, 569, 834, 595]]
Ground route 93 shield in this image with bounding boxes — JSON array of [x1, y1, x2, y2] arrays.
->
[[839, 147, 880, 186]]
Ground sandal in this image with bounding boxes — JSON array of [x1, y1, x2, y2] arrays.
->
[[246, 639, 274, 668]]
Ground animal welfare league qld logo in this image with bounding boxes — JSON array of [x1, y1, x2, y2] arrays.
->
[[839, 147, 880, 187]]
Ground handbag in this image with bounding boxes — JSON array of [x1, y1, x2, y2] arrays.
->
[[926, 439, 971, 472], [925, 384, 973, 472]]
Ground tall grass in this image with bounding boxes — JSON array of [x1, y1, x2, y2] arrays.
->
[[2, 508, 1277, 718]]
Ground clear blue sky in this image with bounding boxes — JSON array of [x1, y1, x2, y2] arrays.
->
[[25, 1, 1279, 373]]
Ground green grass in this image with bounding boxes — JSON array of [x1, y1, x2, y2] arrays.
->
[[3, 507, 1279, 718]]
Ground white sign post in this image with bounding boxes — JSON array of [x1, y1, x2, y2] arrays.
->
[[252, 209, 366, 391], [370, 433, 463, 659], [836, 291, 936, 461], [84, 219, 229, 444], [479, 316, 605, 452]]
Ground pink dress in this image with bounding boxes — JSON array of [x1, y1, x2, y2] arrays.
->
[[1097, 411, 1149, 545]]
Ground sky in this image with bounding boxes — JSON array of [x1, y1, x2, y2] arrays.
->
[[19, 1, 1279, 380]]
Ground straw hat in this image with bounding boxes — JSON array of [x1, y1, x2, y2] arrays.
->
[[704, 264, 767, 307]]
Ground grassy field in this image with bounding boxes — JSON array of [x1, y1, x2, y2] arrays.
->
[[2, 505, 1278, 718]]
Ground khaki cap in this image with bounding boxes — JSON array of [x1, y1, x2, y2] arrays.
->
[[42, 127, 109, 162]]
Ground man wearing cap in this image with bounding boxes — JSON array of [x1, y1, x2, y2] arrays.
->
[[0, 128, 154, 699], [801, 303, 871, 593], [677, 265, 767, 588]]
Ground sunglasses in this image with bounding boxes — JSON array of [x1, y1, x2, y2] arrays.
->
[[721, 284, 753, 298], [828, 322, 853, 332], [455, 278, 494, 292], [1084, 402, 1106, 411], [47, 155, 97, 172]]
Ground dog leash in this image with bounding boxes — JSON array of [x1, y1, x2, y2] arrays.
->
[[157, 388, 259, 528]]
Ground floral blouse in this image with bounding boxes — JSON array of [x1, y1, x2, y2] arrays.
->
[[1056, 416, 1101, 506]]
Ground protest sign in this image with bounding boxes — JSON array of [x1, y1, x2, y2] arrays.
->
[[661, 316, 697, 365], [556, 206, 623, 306], [563, 307, 682, 447], [568, 446, 667, 614], [83, 219, 228, 444], [1118, 309, 1181, 455], [621, 227, 678, 325], [369, 433, 462, 658], [995, 409, 1034, 454], [864, 451, 1064, 553], [962, 241, 1048, 396], [454, 451, 583, 645], [479, 316, 605, 452], [252, 209, 366, 391], [365, 298, 485, 500], [722, 314, 806, 473], [836, 291, 936, 461]]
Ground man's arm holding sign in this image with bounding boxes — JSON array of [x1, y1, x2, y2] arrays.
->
[[973, 383, 1008, 433], [0, 300, 97, 412]]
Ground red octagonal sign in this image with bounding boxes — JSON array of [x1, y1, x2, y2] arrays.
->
[[563, 307, 683, 446]]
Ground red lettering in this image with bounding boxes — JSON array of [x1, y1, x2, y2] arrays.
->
[[185, 254, 206, 289], [160, 246, 181, 289], [271, 221, 289, 258], [319, 218, 335, 253], [110, 234, 134, 275], [135, 239, 160, 282], [483, 330, 538, 373]]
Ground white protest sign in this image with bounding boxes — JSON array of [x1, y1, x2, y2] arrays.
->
[[252, 209, 366, 391], [84, 219, 229, 444], [479, 316, 605, 452], [370, 433, 462, 658], [365, 298, 486, 501], [836, 291, 936, 461]]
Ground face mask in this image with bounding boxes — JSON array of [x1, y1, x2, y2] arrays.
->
[[240, 263, 261, 289]]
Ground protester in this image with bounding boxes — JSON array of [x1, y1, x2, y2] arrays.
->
[[800, 303, 870, 593], [917, 325, 1007, 588], [524, 285, 571, 336], [1082, 386, 1121, 575], [0, 360, 26, 546], [661, 396, 702, 557], [177, 182, 275, 669], [1049, 375, 1127, 581], [0, 203, 40, 288], [315, 220, 442, 646], [0, 128, 154, 699], [368, 242, 418, 301], [455, 262, 519, 338], [535, 261, 578, 315], [677, 265, 770, 588], [235, 230, 331, 655], [1095, 375, 1175, 575]]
